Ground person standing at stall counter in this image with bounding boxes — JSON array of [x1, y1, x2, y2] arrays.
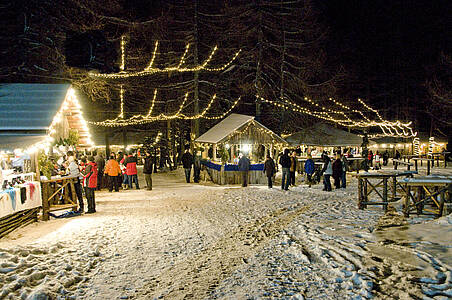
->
[[83, 156, 98, 214], [66, 151, 84, 213], [238, 153, 250, 187], [263, 154, 276, 188]]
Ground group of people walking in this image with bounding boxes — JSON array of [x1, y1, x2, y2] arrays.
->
[[235, 148, 351, 192]]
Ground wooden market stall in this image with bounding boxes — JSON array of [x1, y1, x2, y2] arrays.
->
[[285, 123, 366, 171], [0, 84, 94, 233], [195, 114, 287, 185]]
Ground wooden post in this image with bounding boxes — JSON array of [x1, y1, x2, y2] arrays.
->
[[392, 176, 397, 201], [358, 177, 363, 209], [122, 128, 127, 153], [416, 186, 423, 215], [213, 144, 217, 161], [414, 160, 418, 172], [404, 185, 410, 217], [105, 133, 110, 159], [363, 179, 368, 209], [439, 189, 445, 217], [42, 182, 49, 221], [427, 160, 431, 175], [383, 177, 388, 211], [69, 180, 77, 211]]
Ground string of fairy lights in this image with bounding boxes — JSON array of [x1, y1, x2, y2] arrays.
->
[[88, 85, 242, 127], [26, 88, 94, 153], [89, 35, 417, 141], [257, 94, 417, 138], [88, 38, 242, 79], [88, 36, 243, 127]]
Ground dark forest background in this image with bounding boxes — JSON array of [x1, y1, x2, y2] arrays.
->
[[0, 0, 450, 143]]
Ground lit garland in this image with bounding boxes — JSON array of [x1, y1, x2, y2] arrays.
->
[[26, 88, 94, 153], [258, 94, 417, 138], [88, 41, 241, 79], [413, 137, 420, 156], [428, 137, 434, 156], [120, 36, 126, 71], [88, 90, 242, 127]]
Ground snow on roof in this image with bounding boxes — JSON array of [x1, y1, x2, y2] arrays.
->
[[0, 83, 71, 131], [195, 114, 255, 144], [285, 123, 363, 147], [195, 113, 287, 145]]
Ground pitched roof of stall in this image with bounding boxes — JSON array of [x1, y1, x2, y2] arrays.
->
[[195, 114, 256, 144], [285, 123, 363, 147], [0, 83, 70, 131]]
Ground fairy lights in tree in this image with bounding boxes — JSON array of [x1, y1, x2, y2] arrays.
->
[[88, 89, 242, 127], [89, 36, 242, 127], [88, 41, 241, 79], [257, 94, 417, 138]]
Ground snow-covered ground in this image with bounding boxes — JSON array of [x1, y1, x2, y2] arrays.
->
[[0, 165, 451, 299]]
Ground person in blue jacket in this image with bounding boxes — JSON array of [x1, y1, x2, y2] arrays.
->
[[304, 154, 315, 187]]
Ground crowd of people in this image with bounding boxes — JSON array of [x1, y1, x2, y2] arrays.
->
[[49, 145, 430, 214], [49, 149, 158, 214]]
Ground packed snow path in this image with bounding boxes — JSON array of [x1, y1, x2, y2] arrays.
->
[[0, 168, 451, 299]]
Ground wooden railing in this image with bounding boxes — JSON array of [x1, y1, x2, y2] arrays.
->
[[41, 176, 78, 221]]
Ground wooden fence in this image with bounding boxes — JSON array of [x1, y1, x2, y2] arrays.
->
[[41, 176, 78, 221]]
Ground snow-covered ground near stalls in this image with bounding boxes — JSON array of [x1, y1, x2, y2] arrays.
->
[[0, 165, 450, 299]]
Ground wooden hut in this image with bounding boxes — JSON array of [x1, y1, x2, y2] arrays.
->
[[285, 123, 364, 155], [0, 84, 94, 230], [195, 114, 287, 185]]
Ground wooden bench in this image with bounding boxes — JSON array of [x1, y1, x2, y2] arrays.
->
[[393, 159, 414, 171]]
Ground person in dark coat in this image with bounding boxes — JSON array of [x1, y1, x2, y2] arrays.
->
[[321, 154, 332, 191], [279, 149, 291, 190], [332, 154, 343, 189], [143, 150, 153, 190], [263, 154, 276, 188], [193, 151, 201, 183], [238, 153, 251, 187], [181, 149, 194, 183], [304, 154, 315, 187]]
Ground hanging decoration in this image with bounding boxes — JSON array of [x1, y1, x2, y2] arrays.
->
[[88, 40, 241, 79], [428, 137, 435, 157], [88, 89, 241, 127], [413, 137, 420, 156], [257, 94, 417, 138]]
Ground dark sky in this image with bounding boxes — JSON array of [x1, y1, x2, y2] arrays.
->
[[319, 0, 451, 82]]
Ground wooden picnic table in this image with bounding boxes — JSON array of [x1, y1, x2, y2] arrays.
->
[[411, 157, 436, 175], [399, 176, 452, 218], [393, 159, 414, 171], [353, 170, 417, 211]]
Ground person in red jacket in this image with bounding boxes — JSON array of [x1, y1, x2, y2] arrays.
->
[[83, 156, 98, 213], [124, 152, 140, 189]]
